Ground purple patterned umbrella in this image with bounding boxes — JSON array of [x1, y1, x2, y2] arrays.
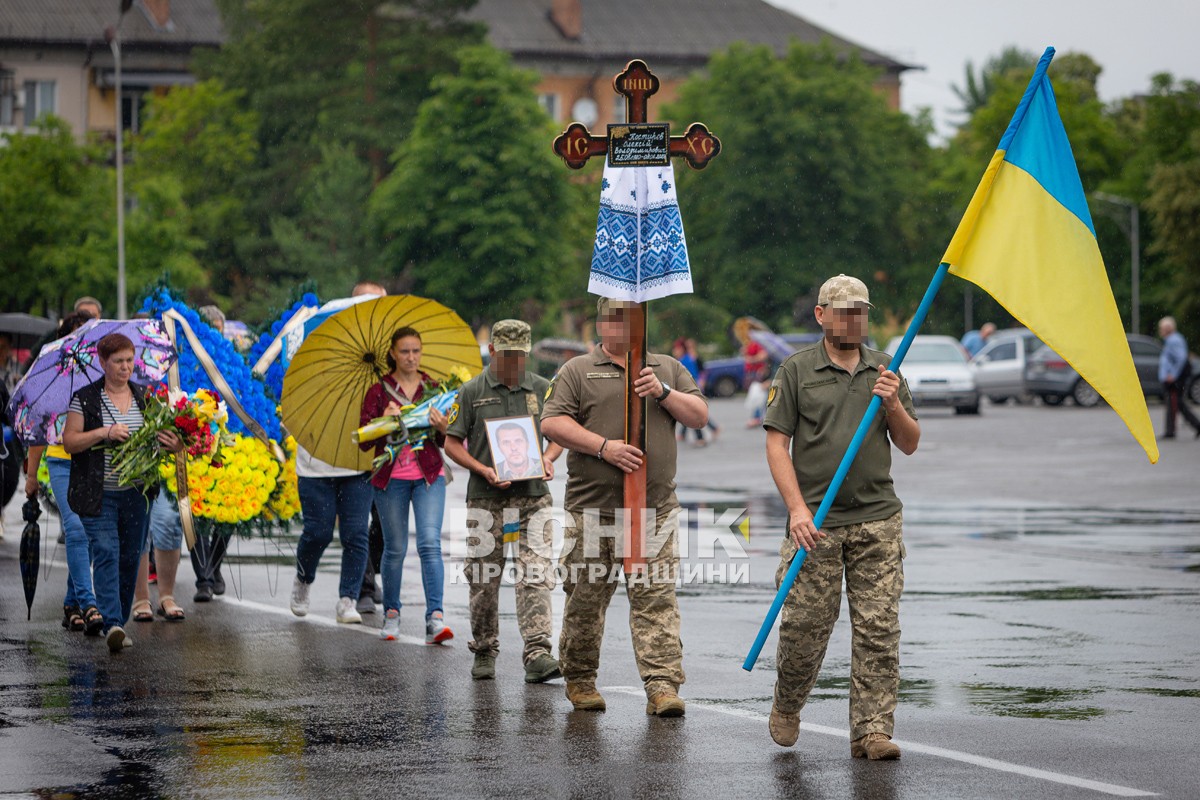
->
[[6, 318, 176, 446]]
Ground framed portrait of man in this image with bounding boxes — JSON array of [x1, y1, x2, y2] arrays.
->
[[484, 415, 545, 481]]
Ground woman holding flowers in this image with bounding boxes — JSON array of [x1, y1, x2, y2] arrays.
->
[[63, 333, 184, 654], [359, 327, 453, 644]]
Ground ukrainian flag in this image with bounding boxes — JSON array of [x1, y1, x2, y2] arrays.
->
[[943, 47, 1157, 463]]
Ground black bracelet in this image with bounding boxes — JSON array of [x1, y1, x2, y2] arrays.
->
[[597, 439, 608, 460]]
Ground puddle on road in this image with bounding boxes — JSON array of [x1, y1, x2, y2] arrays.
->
[[1127, 687, 1200, 699], [960, 683, 1107, 720]]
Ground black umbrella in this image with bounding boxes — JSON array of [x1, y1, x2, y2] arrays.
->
[[19, 495, 41, 620], [0, 313, 55, 351]]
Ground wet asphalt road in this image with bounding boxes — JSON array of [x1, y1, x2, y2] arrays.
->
[[1, 398, 1198, 799]]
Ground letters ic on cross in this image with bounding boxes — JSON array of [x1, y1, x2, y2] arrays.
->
[[552, 60, 722, 170]]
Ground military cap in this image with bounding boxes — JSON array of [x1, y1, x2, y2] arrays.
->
[[491, 319, 532, 352], [817, 274, 873, 308]]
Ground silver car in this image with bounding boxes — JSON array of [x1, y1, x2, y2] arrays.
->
[[886, 335, 980, 415], [971, 329, 1045, 404]]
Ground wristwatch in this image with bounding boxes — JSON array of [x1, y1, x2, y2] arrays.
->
[[656, 382, 672, 402]]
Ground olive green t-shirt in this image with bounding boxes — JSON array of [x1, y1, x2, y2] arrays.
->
[[446, 369, 551, 500], [540, 349, 703, 513], [763, 341, 916, 528]]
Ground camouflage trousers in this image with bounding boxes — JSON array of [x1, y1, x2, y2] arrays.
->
[[464, 495, 555, 664], [774, 511, 905, 740], [558, 507, 684, 699]]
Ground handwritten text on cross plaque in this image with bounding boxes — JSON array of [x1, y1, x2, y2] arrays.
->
[[607, 123, 670, 167]]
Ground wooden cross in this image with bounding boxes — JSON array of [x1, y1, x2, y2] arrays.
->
[[552, 60, 722, 575], [553, 59, 722, 171]]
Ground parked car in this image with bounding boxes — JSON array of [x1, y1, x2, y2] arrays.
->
[[698, 356, 745, 397], [699, 332, 877, 397], [970, 328, 1045, 403], [885, 335, 980, 415], [698, 329, 792, 397], [1025, 333, 1200, 407]]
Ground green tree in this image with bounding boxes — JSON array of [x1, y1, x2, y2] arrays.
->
[[0, 117, 203, 316], [198, 0, 484, 313], [1126, 76, 1200, 338], [269, 142, 377, 297], [665, 42, 939, 329], [134, 78, 259, 306], [952, 47, 1038, 117], [369, 44, 587, 325], [0, 117, 103, 314]]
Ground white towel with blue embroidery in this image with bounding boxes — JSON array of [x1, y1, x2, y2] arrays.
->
[[589, 163, 692, 302]]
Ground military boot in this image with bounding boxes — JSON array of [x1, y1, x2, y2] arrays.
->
[[565, 682, 606, 712], [471, 653, 496, 680], [769, 705, 799, 746], [851, 732, 901, 760], [645, 690, 686, 718], [524, 653, 561, 684]]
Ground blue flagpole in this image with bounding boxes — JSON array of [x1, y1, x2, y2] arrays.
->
[[743, 261, 952, 671]]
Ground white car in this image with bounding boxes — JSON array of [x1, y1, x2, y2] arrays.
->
[[885, 335, 980, 415]]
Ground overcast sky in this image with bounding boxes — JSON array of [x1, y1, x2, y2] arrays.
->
[[767, 0, 1200, 139]]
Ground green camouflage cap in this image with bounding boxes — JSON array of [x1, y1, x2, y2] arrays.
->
[[491, 319, 531, 352], [817, 274, 873, 308]]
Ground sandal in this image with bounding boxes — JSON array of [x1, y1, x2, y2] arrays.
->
[[157, 596, 186, 622], [132, 599, 154, 623], [82, 606, 104, 637], [62, 605, 85, 632]]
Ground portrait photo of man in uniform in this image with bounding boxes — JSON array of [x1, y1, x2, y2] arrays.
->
[[486, 417, 545, 482]]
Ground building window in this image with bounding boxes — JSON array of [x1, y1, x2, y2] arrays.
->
[[121, 90, 145, 135], [0, 70, 14, 126], [22, 79, 56, 126], [537, 92, 559, 121]]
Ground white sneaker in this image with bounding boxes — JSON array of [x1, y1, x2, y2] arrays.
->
[[380, 609, 401, 640], [425, 611, 453, 644], [335, 596, 362, 624], [106, 626, 125, 653], [290, 577, 310, 617]]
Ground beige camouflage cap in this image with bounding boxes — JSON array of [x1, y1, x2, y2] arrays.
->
[[596, 297, 638, 316], [817, 274, 873, 308], [491, 319, 531, 352]]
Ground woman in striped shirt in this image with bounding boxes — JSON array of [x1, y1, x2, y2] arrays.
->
[[63, 333, 183, 654]]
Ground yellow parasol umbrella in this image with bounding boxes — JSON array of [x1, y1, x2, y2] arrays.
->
[[281, 295, 482, 470]]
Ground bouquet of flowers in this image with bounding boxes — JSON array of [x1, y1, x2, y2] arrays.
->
[[353, 365, 472, 472], [111, 384, 227, 491]]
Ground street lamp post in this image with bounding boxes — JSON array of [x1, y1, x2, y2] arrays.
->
[[105, 1, 131, 319], [1093, 192, 1140, 335], [104, 25, 126, 320]]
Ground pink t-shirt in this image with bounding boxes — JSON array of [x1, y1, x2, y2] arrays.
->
[[389, 444, 445, 481]]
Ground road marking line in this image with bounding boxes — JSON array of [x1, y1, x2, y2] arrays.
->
[[214, 595, 434, 647], [603, 686, 1157, 798]]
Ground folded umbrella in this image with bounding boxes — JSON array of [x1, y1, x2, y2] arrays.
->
[[19, 496, 41, 620]]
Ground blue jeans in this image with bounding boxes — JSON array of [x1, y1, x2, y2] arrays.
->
[[374, 476, 446, 618], [295, 474, 373, 599], [47, 457, 96, 610], [82, 489, 150, 632]]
